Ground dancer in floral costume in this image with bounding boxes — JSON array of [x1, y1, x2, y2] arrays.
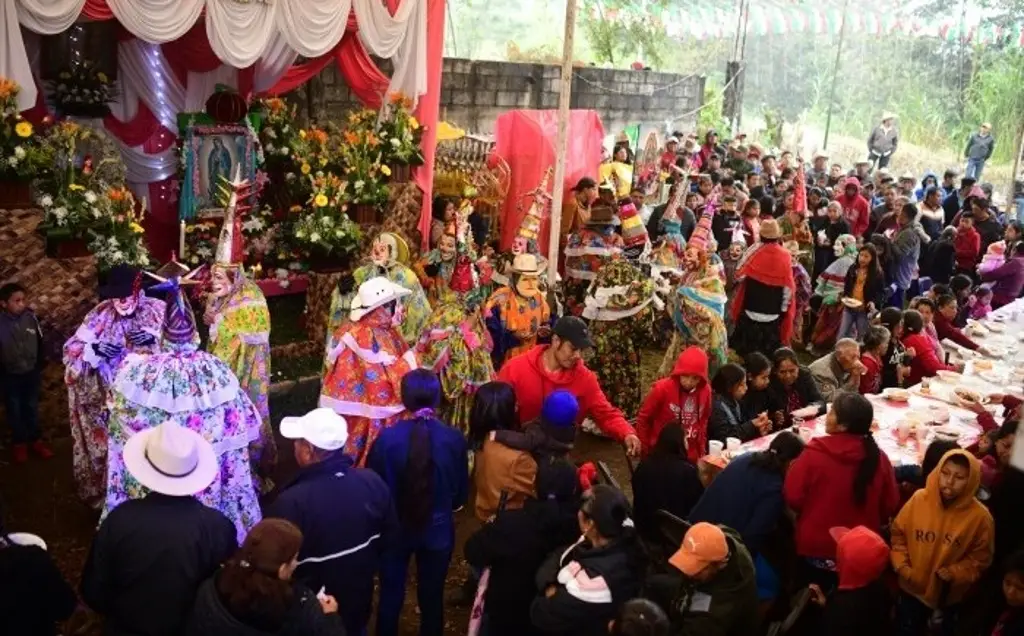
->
[[563, 199, 624, 316], [326, 231, 430, 348], [484, 253, 551, 369], [203, 175, 277, 493], [582, 258, 660, 419], [415, 214, 494, 433], [810, 234, 857, 349], [321, 277, 416, 466], [63, 265, 164, 507], [657, 205, 729, 378], [103, 273, 262, 542]]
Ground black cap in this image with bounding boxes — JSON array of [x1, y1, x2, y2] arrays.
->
[[553, 316, 593, 350], [572, 177, 597, 192], [98, 264, 141, 300]]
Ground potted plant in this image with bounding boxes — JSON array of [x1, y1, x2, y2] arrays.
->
[[48, 61, 118, 118], [0, 78, 51, 207], [86, 187, 151, 271], [292, 173, 362, 271]]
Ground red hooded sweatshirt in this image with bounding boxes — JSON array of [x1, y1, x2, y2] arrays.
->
[[497, 345, 635, 442], [835, 177, 870, 236], [634, 347, 710, 463], [954, 226, 981, 270], [901, 332, 957, 385], [783, 433, 900, 559]]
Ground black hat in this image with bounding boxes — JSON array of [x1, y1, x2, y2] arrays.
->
[[98, 264, 141, 300], [572, 177, 597, 192], [553, 316, 593, 350]]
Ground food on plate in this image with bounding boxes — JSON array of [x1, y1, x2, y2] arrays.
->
[[841, 298, 863, 309], [953, 387, 983, 406], [988, 322, 1006, 333], [936, 370, 963, 383], [974, 359, 993, 371], [924, 404, 950, 423], [883, 387, 910, 402], [932, 425, 961, 442]]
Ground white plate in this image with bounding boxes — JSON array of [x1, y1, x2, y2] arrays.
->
[[936, 370, 963, 383], [988, 322, 1006, 333], [882, 388, 911, 402], [841, 298, 863, 309]]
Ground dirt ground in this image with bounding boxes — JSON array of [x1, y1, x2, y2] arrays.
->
[[0, 351, 655, 636]]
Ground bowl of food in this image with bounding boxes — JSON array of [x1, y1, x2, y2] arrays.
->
[[932, 425, 961, 442], [883, 387, 911, 402], [841, 298, 863, 309], [936, 370, 963, 383], [924, 404, 950, 423], [953, 387, 985, 407], [974, 359, 994, 371]]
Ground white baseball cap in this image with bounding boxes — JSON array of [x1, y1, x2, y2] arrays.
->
[[280, 408, 350, 451]]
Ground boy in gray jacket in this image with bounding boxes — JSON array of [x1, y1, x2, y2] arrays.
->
[[0, 283, 51, 462]]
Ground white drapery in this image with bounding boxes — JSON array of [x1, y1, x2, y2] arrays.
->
[[2, 0, 427, 111]]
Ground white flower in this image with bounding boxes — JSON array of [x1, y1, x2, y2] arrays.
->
[[390, 137, 401, 148], [39, 195, 53, 207], [13, 146, 25, 159], [111, 250, 124, 262], [335, 228, 343, 237], [295, 229, 305, 239], [355, 180, 364, 191], [282, 125, 290, 133], [7, 156, 18, 167], [91, 207, 101, 218], [265, 143, 275, 153], [279, 147, 290, 156], [310, 232, 321, 243], [107, 236, 119, 247], [84, 191, 97, 203], [265, 129, 277, 140]]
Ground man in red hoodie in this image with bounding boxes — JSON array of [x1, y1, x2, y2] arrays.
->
[[835, 177, 870, 237], [497, 316, 641, 455], [635, 347, 711, 462]]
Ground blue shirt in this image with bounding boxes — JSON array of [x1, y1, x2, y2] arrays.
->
[[368, 416, 469, 549]]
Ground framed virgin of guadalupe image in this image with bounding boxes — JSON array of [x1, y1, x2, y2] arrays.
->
[[178, 117, 259, 220]]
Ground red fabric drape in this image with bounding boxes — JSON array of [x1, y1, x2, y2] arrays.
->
[[103, 105, 160, 146], [263, 53, 336, 97], [82, 0, 114, 20], [336, 35, 388, 108], [161, 23, 223, 85], [413, 0, 445, 251]]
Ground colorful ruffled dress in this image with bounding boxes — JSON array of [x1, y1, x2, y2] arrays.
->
[[326, 259, 431, 348], [563, 226, 624, 316], [659, 260, 729, 378], [205, 276, 277, 494], [102, 282, 262, 543], [321, 305, 415, 466], [483, 286, 550, 369], [582, 259, 659, 418], [810, 236, 857, 349], [63, 294, 165, 505]]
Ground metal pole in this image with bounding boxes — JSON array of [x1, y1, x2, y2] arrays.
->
[[822, 0, 849, 151], [546, 0, 579, 283]]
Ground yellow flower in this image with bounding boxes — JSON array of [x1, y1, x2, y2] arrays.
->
[[97, 72, 109, 84], [319, 157, 328, 167], [380, 165, 392, 176], [299, 129, 308, 140], [314, 194, 329, 207], [14, 121, 32, 138], [129, 222, 145, 234], [409, 116, 419, 130], [289, 205, 302, 213], [300, 163, 311, 175], [69, 184, 84, 191]]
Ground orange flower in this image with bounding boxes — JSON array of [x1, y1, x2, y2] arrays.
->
[[309, 128, 328, 145], [366, 133, 380, 147], [265, 98, 286, 114], [343, 131, 359, 145], [388, 92, 406, 105], [0, 78, 19, 100], [107, 188, 126, 202]]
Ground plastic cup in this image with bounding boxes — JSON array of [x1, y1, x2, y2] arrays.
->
[[726, 437, 742, 451], [709, 440, 724, 457]]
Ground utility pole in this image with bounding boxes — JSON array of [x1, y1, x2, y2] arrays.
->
[[822, 0, 850, 150], [546, 0, 579, 283]]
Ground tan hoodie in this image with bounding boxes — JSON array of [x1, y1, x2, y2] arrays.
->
[[890, 449, 994, 608]]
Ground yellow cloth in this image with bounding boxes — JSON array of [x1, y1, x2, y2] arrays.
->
[[890, 449, 994, 609], [851, 269, 867, 302], [599, 161, 633, 198]]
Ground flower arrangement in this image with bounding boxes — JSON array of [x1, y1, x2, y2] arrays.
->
[[48, 61, 118, 117], [38, 182, 103, 231], [257, 98, 301, 165], [87, 187, 151, 271], [292, 173, 362, 256], [183, 219, 221, 267], [337, 127, 391, 207], [0, 79, 51, 181], [378, 93, 424, 166]]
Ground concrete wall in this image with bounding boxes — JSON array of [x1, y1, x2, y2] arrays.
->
[[313, 58, 706, 135]]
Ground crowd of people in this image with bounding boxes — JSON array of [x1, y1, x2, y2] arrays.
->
[[0, 124, 1023, 636]]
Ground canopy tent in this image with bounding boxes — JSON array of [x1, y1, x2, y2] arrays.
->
[[2, 0, 445, 255]]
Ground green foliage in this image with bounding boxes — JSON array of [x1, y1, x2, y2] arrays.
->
[[959, 47, 1024, 162], [579, 0, 673, 66], [698, 78, 729, 135]]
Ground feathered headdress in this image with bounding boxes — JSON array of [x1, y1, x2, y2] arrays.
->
[[215, 166, 262, 268]]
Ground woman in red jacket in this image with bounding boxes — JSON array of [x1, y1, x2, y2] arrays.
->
[[783, 391, 900, 592], [635, 346, 710, 463], [900, 309, 961, 386]]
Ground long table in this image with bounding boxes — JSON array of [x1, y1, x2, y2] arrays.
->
[[702, 298, 1024, 477]]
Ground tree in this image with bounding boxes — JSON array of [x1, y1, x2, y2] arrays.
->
[[578, 0, 673, 67]]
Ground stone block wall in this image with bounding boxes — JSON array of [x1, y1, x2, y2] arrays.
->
[[313, 58, 705, 135]]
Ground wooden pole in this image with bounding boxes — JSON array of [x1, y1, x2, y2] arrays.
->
[[822, 0, 850, 151], [546, 0, 579, 283]]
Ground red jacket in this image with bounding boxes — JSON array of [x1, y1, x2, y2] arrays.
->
[[497, 345, 635, 442], [783, 433, 900, 559], [954, 227, 981, 270], [835, 177, 871, 236], [901, 332, 956, 385], [933, 313, 978, 351], [635, 347, 711, 463]]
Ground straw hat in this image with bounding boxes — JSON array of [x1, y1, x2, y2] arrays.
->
[[784, 240, 808, 257], [122, 421, 219, 497], [511, 253, 542, 276], [349, 277, 411, 322], [759, 218, 781, 240]]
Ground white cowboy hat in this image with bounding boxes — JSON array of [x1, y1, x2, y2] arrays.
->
[[511, 253, 542, 276], [350, 276, 411, 322], [122, 421, 219, 497], [280, 407, 349, 451], [6, 532, 47, 550]]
